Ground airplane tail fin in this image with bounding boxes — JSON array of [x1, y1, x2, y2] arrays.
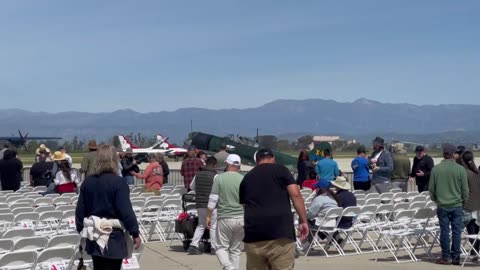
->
[[117, 135, 138, 150], [156, 134, 175, 148]]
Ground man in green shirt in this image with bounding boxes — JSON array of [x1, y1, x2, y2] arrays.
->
[[429, 144, 469, 265], [206, 154, 244, 270]]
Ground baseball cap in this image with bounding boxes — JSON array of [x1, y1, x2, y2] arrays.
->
[[255, 148, 274, 162], [442, 144, 456, 156], [226, 154, 241, 166], [313, 179, 331, 189], [415, 145, 425, 153]]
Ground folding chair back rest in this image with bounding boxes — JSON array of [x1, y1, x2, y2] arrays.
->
[[394, 210, 416, 221], [0, 250, 37, 268], [36, 247, 75, 266], [47, 234, 80, 248], [393, 202, 410, 212], [341, 206, 361, 218], [318, 207, 343, 228], [0, 239, 14, 254], [365, 193, 380, 200], [13, 236, 48, 251], [365, 198, 381, 206], [3, 229, 35, 240], [35, 206, 56, 213], [425, 201, 437, 210], [409, 202, 426, 211]]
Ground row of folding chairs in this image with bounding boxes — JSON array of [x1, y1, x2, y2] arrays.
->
[[0, 247, 76, 270], [0, 234, 79, 253], [0, 205, 76, 216], [134, 197, 183, 243], [0, 210, 76, 236], [303, 205, 438, 262]]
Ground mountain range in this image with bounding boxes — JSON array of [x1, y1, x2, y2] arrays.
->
[[1, 98, 480, 144]]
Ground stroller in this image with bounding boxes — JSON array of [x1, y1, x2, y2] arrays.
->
[[174, 193, 211, 252]]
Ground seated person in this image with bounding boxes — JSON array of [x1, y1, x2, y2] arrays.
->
[[52, 152, 79, 194], [301, 171, 318, 191], [331, 176, 357, 245], [302, 179, 339, 251]]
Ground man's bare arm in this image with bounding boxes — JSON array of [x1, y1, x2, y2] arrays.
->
[[287, 184, 307, 224]]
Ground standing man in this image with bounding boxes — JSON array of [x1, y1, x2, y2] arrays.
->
[[121, 148, 138, 185], [206, 154, 244, 270], [180, 148, 204, 191], [429, 144, 468, 265], [80, 140, 97, 177], [369, 137, 394, 193], [315, 149, 339, 182], [214, 144, 229, 171], [240, 148, 308, 270], [351, 146, 370, 191], [390, 143, 411, 192], [188, 157, 218, 254], [410, 145, 434, 192]]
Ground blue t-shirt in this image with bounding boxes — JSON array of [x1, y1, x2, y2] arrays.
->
[[351, 156, 370, 182], [315, 158, 339, 181]]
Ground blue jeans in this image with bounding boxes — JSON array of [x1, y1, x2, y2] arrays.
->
[[124, 175, 135, 185], [437, 207, 463, 262]]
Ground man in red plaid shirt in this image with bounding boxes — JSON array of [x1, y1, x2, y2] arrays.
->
[[181, 149, 204, 190]]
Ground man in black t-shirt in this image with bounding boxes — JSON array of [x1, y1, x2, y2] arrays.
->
[[29, 153, 54, 187], [240, 148, 308, 270], [409, 146, 435, 193]]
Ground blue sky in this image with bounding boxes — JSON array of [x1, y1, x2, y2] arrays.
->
[[0, 0, 478, 113]]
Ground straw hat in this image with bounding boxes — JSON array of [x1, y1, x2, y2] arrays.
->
[[35, 144, 51, 155], [52, 151, 66, 161], [331, 176, 351, 190]]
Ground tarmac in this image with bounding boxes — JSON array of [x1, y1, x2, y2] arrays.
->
[[138, 241, 461, 270]]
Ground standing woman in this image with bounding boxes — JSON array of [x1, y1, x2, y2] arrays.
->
[[0, 149, 23, 191], [296, 150, 312, 186], [76, 144, 141, 270], [460, 151, 480, 259]]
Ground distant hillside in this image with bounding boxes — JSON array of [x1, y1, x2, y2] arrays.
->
[[1, 98, 480, 144]]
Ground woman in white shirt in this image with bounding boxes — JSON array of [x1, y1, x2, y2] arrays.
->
[[52, 151, 79, 194]]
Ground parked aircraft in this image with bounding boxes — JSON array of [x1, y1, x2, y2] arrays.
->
[[0, 130, 62, 148], [155, 135, 188, 159], [117, 135, 173, 156]]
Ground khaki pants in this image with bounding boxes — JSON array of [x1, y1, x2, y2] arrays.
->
[[245, 239, 294, 270], [216, 218, 244, 270]]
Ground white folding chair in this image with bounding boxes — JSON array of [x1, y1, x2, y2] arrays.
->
[[60, 193, 76, 199], [36, 211, 63, 235], [0, 203, 9, 209], [365, 198, 381, 206], [34, 206, 56, 214], [374, 209, 416, 263], [35, 247, 76, 270], [390, 188, 402, 193], [33, 187, 47, 193], [158, 198, 182, 242], [353, 190, 366, 196], [131, 187, 145, 194], [26, 194, 43, 200], [392, 192, 407, 204], [13, 212, 39, 230], [0, 209, 11, 215], [58, 210, 76, 234], [336, 206, 362, 255], [12, 207, 34, 216], [411, 196, 428, 203], [6, 196, 24, 204], [380, 193, 394, 204], [0, 239, 14, 254], [365, 193, 380, 200], [56, 205, 76, 212], [420, 191, 430, 197], [11, 204, 32, 211], [47, 234, 80, 249], [2, 228, 35, 241], [406, 191, 420, 201], [44, 194, 60, 200], [0, 214, 14, 232], [0, 197, 6, 204], [34, 198, 53, 207], [52, 197, 71, 206], [0, 250, 37, 270], [356, 199, 366, 206], [138, 199, 165, 242], [409, 202, 426, 211], [355, 194, 366, 201], [16, 199, 34, 206], [425, 201, 437, 210], [305, 207, 344, 257], [13, 236, 48, 252]]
